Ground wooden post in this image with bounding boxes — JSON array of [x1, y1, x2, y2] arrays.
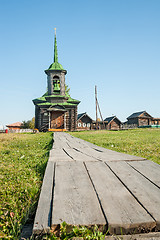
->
[[95, 86, 98, 129], [64, 112, 66, 130], [95, 85, 105, 129], [49, 112, 51, 129]]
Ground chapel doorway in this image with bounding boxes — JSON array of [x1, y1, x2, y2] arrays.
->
[[51, 111, 64, 129]]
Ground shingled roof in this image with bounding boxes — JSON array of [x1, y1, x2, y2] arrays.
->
[[6, 122, 22, 127], [104, 116, 121, 124], [127, 111, 152, 120], [77, 112, 93, 121]]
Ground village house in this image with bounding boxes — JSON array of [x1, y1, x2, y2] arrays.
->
[[77, 112, 93, 130], [127, 111, 152, 126], [77, 113, 109, 130], [104, 116, 122, 130], [126, 111, 160, 128], [152, 117, 160, 125], [92, 119, 108, 130], [33, 30, 80, 132], [6, 122, 22, 131]]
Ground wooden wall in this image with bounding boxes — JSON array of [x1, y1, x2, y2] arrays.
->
[[107, 119, 121, 130], [77, 119, 91, 130]]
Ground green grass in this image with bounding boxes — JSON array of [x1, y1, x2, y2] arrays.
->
[[32, 222, 108, 240], [70, 129, 160, 165], [0, 132, 53, 239]]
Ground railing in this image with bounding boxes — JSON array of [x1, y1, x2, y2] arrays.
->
[[40, 123, 49, 132], [121, 124, 138, 130]]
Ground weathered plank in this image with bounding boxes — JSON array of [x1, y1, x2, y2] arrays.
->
[[62, 148, 98, 161], [62, 133, 145, 161], [72, 147, 103, 161], [128, 160, 160, 188], [98, 150, 145, 161], [85, 161, 155, 235], [49, 149, 73, 161], [63, 135, 91, 149], [107, 161, 160, 230], [73, 146, 145, 162], [105, 232, 160, 240], [33, 161, 55, 234], [51, 161, 106, 227], [53, 132, 71, 149]]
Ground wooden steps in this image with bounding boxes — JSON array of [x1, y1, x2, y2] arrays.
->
[[33, 132, 160, 236], [48, 129, 66, 132]]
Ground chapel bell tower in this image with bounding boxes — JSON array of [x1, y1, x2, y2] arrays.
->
[[33, 29, 80, 131], [45, 28, 66, 96]]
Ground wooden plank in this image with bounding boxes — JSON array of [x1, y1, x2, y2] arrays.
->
[[53, 132, 71, 149], [51, 161, 106, 227], [128, 160, 160, 188], [73, 146, 145, 162], [72, 147, 103, 160], [49, 149, 73, 161], [33, 161, 55, 234], [107, 161, 160, 230], [105, 232, 160, 240], [63, 134, 91, 149], [62, 148, 97, 161], [64, 133, 145, 161], [98, 150, 145, 161], [85, 161, 155, 235]]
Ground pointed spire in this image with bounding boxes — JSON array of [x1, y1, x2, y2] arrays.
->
[[54, 28, 58, 63], [46, 28, 65, 71]]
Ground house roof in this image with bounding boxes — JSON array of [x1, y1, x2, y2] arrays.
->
[[77, 112, 93, 121], [104, 116, 122, 124], [127, 111, 152, 119], [6, 122, 22, 127]]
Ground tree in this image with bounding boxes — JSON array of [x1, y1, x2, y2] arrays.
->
[[21, 117, 35, 129], [21, 120, 31, 129], [29, 117, 35, 129], [65, 84, 70, 96]]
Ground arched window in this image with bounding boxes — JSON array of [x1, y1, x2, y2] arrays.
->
[[53, 75, 60, 92], [53, 75, 59, 80]]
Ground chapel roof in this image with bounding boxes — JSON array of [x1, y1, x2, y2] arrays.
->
[[46, 29, 64, 71]]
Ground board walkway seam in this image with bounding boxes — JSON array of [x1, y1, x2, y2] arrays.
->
[[127, 161, 160, 190], [105, 162, 156, 224], [83, 161, 108, 226]]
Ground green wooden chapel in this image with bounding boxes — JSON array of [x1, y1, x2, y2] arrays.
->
[[33, 30, 80, 131]]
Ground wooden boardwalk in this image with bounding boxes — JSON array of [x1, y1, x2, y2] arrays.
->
[[33, 132, 160, 235]]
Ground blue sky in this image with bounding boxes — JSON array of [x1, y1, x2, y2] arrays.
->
[[0, 0, 160, 126]]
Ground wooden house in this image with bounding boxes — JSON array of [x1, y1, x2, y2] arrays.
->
[[152, 118, 160, 125], [104, 116, 122, 130], [6, 122, 22, 131], [33, 31, 80, 131], [92, 120, 108, 130], [127, 111, 152, 127], [77, 112, 93, 130]]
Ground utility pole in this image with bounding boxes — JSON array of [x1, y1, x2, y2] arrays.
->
[[95, 85, 105, 129], [95, 86, 98, 129]]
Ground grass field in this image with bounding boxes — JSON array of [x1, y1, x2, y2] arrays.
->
[[0, 132, 53, 239], [70, 128, 160, 165]]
